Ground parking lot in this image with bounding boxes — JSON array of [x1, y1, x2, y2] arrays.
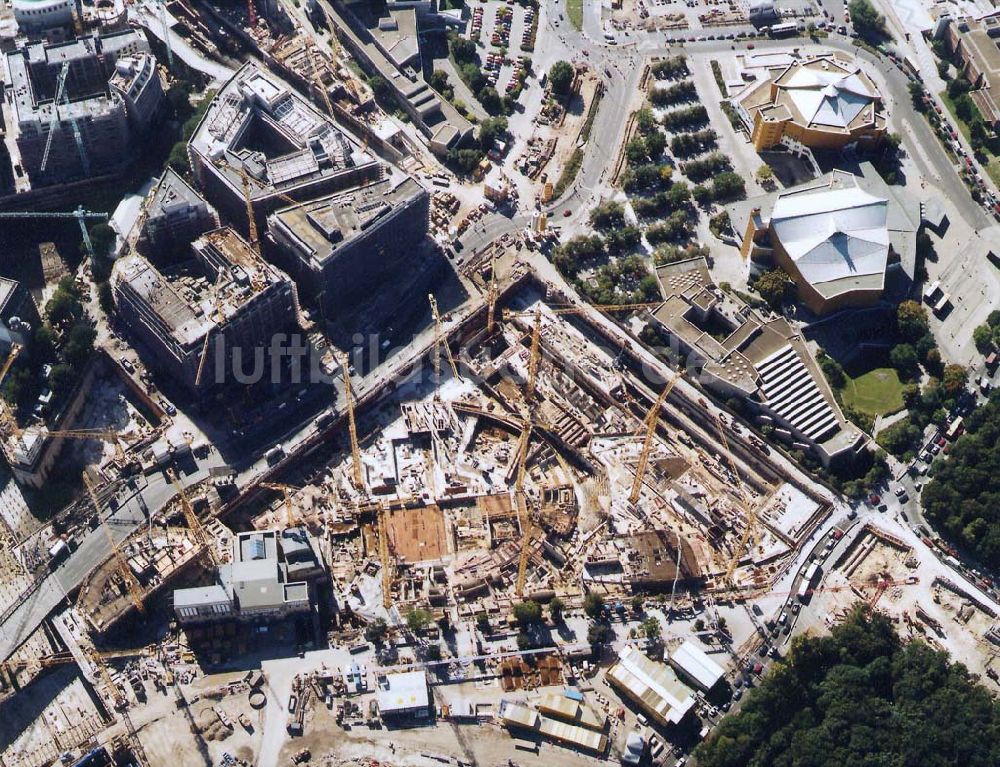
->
[[609, 0, 824, 39], [467, 0, 536, 101]]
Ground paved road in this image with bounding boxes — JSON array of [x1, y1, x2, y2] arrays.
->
[[0, 459, 227, 661]]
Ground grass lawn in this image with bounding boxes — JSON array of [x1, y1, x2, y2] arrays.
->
[[842, 368, 905, 417], [986, 157, 1000, 188], [939, 90, 972, 143], [566, 0, 583, 30]]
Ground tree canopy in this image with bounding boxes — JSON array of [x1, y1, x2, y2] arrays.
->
[[923, 390, 1000, 563], [549, 61, 574, 95], [697, 606, 1000, 767]]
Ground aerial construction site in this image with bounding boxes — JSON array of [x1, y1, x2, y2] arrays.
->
[[0, 254, 839, 766]]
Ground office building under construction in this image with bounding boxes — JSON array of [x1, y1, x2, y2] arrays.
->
[[111, 227, 299, 391], [3, 30, 164, 187], [186, 63, 386, 234], [265, 171, 429, 315]]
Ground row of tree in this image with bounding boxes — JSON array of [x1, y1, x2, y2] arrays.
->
[[697, 606, 1000, 767]]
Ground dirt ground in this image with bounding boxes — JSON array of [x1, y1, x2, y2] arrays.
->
[[543, 73, 600, 181]]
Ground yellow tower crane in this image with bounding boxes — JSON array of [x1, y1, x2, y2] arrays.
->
[[378, 501, 393, 609], [500, 302, 661, 322], [526, 308, 542, 400], [428, 294, 461, 381], [261, 482, 299, 527], [0, 343, 23, 442], [337, 351, 365, 490], [166, 468, 217, 565], [514, 413, 534, 598], [82, 473, 146, 615], [238, 167, 260, 255], [44, 429, 128, 464], [485, 249, 500, 335], [711, 409, 765, 586], [628, 373, 681, 506], [209, 157, 261, 258], [86, 646, 151, 767]]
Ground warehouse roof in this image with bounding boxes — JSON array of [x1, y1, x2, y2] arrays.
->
[[669, 640, 726, 691], [607, 646, 696, 725], [376, 671, 429, 714], [537, 692, 607, 731]]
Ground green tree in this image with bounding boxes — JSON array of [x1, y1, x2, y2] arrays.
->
[[32, 324, 57, 364], [449, 33, 477, 63], [48, 363, 76, 401], [897, 300, 929, 342], [640, 617, 661, 641], [87, 223, 116, 259], [167, 142, 190, 175], [848, 0, 889, 43], [890, 343, 919, 373], [645, 130, 666, 159], [426, 643, 442, 661], [583, 592, 605, 619], [755, 164, 774, 182], [98, 282, 114, 316], [45, 278, 83, 329], [446, 148, 485, 175], [512, 600, 542, 628], [478, 116, 508, 150], [477, 86, 503, 115], [549, 60, 574, 95], [697, 606, 1000, 767], [754, 269, 792, 309], [587, 622, 614, 646], [364, 617, 388, 645], [429, 69, 450, 94], [635, 107, 657, 134], [549, 597, 565, 623], [974, 323, 996, 352], [406, 607, 433, 633], [589, 201, 626, 230], [942, 363, 968, 396]]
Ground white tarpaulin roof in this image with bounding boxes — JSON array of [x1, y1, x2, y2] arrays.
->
[[771, 187, 889, 295], [782, 69, 874, 128]]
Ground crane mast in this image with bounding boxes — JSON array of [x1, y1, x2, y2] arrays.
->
[[165, 468, 216, 564], [526, 308, 542, 399], [514, 413, 534, 597], [628, 375, 679, 506], [0, 207, 107, 260], [338, 352, 365, 490], [428, 294, 461, 381], [485, 249, 499, 334], [82, 474, 146, 614]]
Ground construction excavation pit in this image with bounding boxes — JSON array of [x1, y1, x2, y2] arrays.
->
[[0, 276, 840, 767], [228, 279, 835, 629]]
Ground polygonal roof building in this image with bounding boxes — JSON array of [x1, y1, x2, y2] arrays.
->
[[770, 186, 890, 303], [733, 166, 921, 315], [735, 53, 887, 151]]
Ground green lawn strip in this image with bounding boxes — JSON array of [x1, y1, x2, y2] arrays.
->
[[566, 0, 583, 30], [842, 367, 905, 417]]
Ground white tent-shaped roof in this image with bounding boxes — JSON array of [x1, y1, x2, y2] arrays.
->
[[782, 68, 874, 128], [771, 187, 889, 296]]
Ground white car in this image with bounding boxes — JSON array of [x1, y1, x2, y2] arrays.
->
[[650, 735, 665, 757]]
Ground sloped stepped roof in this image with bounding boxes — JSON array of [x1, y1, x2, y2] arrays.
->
[[771, 187, 889, 298]]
